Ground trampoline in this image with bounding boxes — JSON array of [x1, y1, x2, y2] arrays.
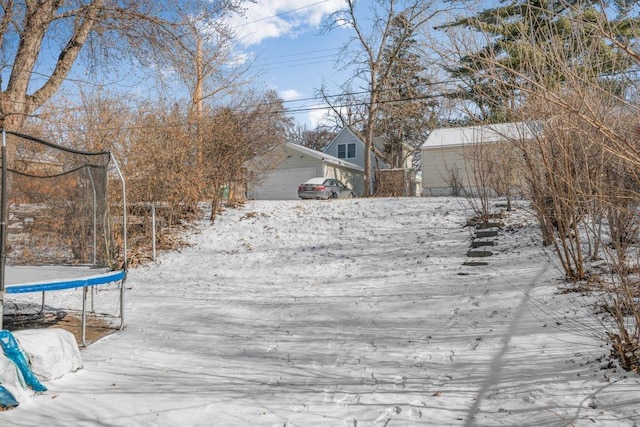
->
[[5, 266, 125, 294], [5, 266, 125, 345], [0, 129, 128, 346]]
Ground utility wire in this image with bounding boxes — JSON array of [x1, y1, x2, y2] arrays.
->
[[27, 90, 453, 135], [0, 0, 341, 110], [7, 77, 461, 122], [232, 0, 334, 29]]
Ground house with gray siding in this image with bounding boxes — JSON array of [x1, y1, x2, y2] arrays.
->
[[247, 142, 364, 200], [323, 127, 388, 195]]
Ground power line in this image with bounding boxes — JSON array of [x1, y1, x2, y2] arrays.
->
[[5, 77, 462, 125], [1, 1, 342, 111], [231, 0, 333, 45], [251, 47, 341, 62], [282, 92, 450, 116], [0, 0, 459, 128], [232, 0, 334, 29], [253, 53, 337, 68], [25, 89, 453, 135]]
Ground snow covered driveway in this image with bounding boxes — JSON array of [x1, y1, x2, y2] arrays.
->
[[1, 198, 639, 426]]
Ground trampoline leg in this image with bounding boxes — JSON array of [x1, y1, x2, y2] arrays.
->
[[81, 286, 87, 347], [0, 291, 3, 331], [119, 279, 125, 330], [40, 291, 45, 313]]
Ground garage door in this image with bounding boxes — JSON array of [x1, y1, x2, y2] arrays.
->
[[249, 167, 318, 200]]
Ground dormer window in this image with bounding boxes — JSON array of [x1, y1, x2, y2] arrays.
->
[[338, 143, 356, 159]]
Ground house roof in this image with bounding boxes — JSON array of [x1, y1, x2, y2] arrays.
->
[[422, 121, 541, 149], [286, 142, 364, 172], [324, 127, 361, 150], [324, 127, 389, 166]]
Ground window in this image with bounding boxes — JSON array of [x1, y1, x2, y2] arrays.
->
[[337, 144, 346, 158], [337, 143, 356, 159], [347, 143, 356, 158]]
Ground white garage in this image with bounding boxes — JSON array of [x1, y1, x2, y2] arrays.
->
[[247, 143, 364, 200], [250, 167, 316, 200], [421, 122, 538, 196]]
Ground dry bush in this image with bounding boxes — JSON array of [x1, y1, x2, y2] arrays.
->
[[439, 1, 640, 370], [199, 90, 290, 221], [32, 89, 291, 263], [2, 129, 115, 268], [455, 125, 526, 223]]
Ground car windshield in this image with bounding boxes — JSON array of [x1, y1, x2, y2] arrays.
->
[[304, 178, 328, 185]]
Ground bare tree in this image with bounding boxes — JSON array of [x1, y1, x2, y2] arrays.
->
[[287, 123, 336, 151], [204, 90, 292, 220], [324, 0, 441, 195], [0, 0, 244, 131]]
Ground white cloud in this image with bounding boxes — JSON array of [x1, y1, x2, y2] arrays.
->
[[229, 0, 344, 47], [280, 89, 303, 101], [227, 51, 252, 67], [307, 105, 333, 128]]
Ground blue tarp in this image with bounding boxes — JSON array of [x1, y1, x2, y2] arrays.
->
[[0, 330, 46, 393], [0, 385, 18, 409]]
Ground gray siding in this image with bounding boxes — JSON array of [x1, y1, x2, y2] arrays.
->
[[324, 128, 363, 167], [324, 128, 380, 194]]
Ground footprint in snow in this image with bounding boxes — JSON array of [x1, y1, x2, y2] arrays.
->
[[323, 387, 337, 402], [343, 417, 357, 427], [336, 393, 360, 407], [394, 375, 407, 389], [374, 406, 401, 424], [290, 402, 307, 412], [409, 400, 427, 418]]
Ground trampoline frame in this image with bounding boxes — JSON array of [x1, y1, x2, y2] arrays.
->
[[0, 129, 128, 346], [6, 269, 126, 346]]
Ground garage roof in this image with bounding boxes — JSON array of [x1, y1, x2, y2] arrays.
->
[[422, 121, 541, 149], [286, 142, 364, 171]]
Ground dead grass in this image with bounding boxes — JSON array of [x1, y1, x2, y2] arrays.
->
[[5, 308, 116, 346]]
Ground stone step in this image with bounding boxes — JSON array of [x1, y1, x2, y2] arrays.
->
[[467, 249, 493, 257], [476, 222, 503, 229], [463, 260, 489, 266], [475, 228, 499, 238], [471, 239, 495, 248]]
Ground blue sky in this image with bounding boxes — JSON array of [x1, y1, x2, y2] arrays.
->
[[16, 1, 459, 130], [227, 0, 353, 127], [5, 1, 356, 129], [226, 0, 464, 128]]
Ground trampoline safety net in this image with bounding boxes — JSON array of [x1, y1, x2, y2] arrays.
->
[[1, 130, 123, 270]]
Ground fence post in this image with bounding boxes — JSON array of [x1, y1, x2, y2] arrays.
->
[[152, 203, 156, 262]]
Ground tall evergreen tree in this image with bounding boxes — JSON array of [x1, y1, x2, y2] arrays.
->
[[438, 0, 640, 122], [378, 13, 435, 168]]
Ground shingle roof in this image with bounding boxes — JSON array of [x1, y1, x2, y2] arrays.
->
[[285, 142, 364, 171], [422, 121, 541, 149]]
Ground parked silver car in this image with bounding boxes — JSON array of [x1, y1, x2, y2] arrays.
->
[[298, 177, 355, 199]]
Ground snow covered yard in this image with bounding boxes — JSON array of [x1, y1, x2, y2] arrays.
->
[[1, 197, 639, 426]]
